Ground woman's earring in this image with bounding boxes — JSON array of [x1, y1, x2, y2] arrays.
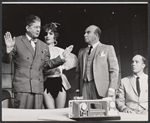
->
[[54, 40, 57, 45]]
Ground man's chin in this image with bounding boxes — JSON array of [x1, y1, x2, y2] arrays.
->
[[133, 71, 137, 74], [85, 40, 88, 43], [35, 34, 40, 37]]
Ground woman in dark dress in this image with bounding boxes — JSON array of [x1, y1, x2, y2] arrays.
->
[[43, 22, 77, 109]]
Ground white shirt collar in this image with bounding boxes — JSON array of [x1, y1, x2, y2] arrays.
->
[[133, 73, 144, 80], [26, 33, 32, 41], [88, 41, 100, 49]]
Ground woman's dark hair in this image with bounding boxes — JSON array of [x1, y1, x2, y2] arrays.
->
[[43, 22, 60, 40], [26, 15, 41, 26]]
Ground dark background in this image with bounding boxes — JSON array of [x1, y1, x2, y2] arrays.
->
[[2, 4, 147, 55], [2, 3, 148, 107]]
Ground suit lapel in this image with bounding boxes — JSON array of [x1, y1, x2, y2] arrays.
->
[[139, 74, 148, 99], [22, 35, 35, 57], [32, 39, 40, 64], [93, 43, 103, 60], [82, 47, 89, 76], [130, 76, 139, 96], [93, 43, 102, 59], [82, 43, 102, 76]]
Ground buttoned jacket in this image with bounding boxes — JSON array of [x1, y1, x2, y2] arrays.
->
[[2, 35, 63, 94], [76, 43, 119, 97]]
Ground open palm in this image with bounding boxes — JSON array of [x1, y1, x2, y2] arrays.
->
[[4, 32, 15, 47]]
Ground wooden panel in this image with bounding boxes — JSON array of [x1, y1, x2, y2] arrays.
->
[[133, 34, 138, 50], [114, 25, 119, 40], [115, 40, 120, 55], [137, 32, 143, 49], [109, 27, 115, 42], [2, 74, 12, 88], [103, 30, 109, 43], [2, 62, 12, 74]]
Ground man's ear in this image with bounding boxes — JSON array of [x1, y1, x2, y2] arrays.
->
[[95, 34, 99, 40], [26, 25, 29, 31], [142, 64, 146, 69]]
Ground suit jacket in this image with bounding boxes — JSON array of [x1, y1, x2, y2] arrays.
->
[[2, 35, 64, 94], [116, 74, 148, 111], [76, 43, 119, 97]]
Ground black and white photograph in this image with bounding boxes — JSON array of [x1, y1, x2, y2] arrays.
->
[[1, 2, 148, 121]]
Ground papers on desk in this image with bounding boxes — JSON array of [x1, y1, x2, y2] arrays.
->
[[119, 112, 148, 121], [2, 108, 148, 121], [38, 112, 74, 121]]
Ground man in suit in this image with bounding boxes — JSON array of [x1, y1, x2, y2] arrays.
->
[[116, 55, 148, 115], [76, 25, 119, 100], [2, 15, 73, 109]]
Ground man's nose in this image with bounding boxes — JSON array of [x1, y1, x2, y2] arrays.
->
[[37, 27, 41, 31], [132, 62, 136, 66], [37, 28, 40, 31]]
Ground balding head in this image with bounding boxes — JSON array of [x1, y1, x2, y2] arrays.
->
[[86, 25, 98, 34], [133, 55, 146, 64], [88, 25, 101, 39], [84, 25, 101, 45], [131, 54, 146, 74]]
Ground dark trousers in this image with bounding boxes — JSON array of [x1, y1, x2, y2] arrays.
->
[[14, 92, 43, 109], [82, 80, 103, 100], [82, 80, 104, 109]]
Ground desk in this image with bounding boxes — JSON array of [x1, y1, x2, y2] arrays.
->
[[2, 108, 148, 121]]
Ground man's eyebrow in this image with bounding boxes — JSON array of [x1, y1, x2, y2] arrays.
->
[[85, 30, 90, 33]]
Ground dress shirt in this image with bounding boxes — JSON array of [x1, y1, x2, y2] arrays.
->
[[26, 34, 37, 50], [88, 41, 100, 53], [26, 33, 32, 42]]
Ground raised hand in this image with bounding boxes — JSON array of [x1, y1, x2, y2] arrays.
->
[[4, 32, 15, 48], [62, 45, 74, 59]]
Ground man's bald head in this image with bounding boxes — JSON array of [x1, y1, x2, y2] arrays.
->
[[88, 25, 101, 39], [133, 55, 146, 64], [84, 25, 101, 45], [131, 54, 146, 74]]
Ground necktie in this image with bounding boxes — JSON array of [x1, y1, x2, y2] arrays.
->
[[136, 77, 140, 96], [88, 45, 93, 55], [30, 39, 37, 50]]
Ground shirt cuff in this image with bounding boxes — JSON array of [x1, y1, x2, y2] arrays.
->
[[6, 46, 14, 53], [108, 88, 115, 93], [58, 65, 65, 74]]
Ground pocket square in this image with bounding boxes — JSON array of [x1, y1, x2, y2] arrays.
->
[[100, 51, 106, 57]]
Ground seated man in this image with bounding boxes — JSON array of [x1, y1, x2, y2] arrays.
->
[[116, 55, 148, 115]]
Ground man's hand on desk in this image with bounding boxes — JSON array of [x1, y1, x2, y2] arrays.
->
[[122, 107, 137, 114], [107, 89, 115, 101], [137, 110, 148, 115]]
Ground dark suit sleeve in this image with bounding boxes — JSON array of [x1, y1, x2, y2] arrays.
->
[[43, 45, 65, 70], [116, 80, 127, 111], [2, 45, 16, 63], [108, 45, 119, 89], [76, 49, 81, 95]]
